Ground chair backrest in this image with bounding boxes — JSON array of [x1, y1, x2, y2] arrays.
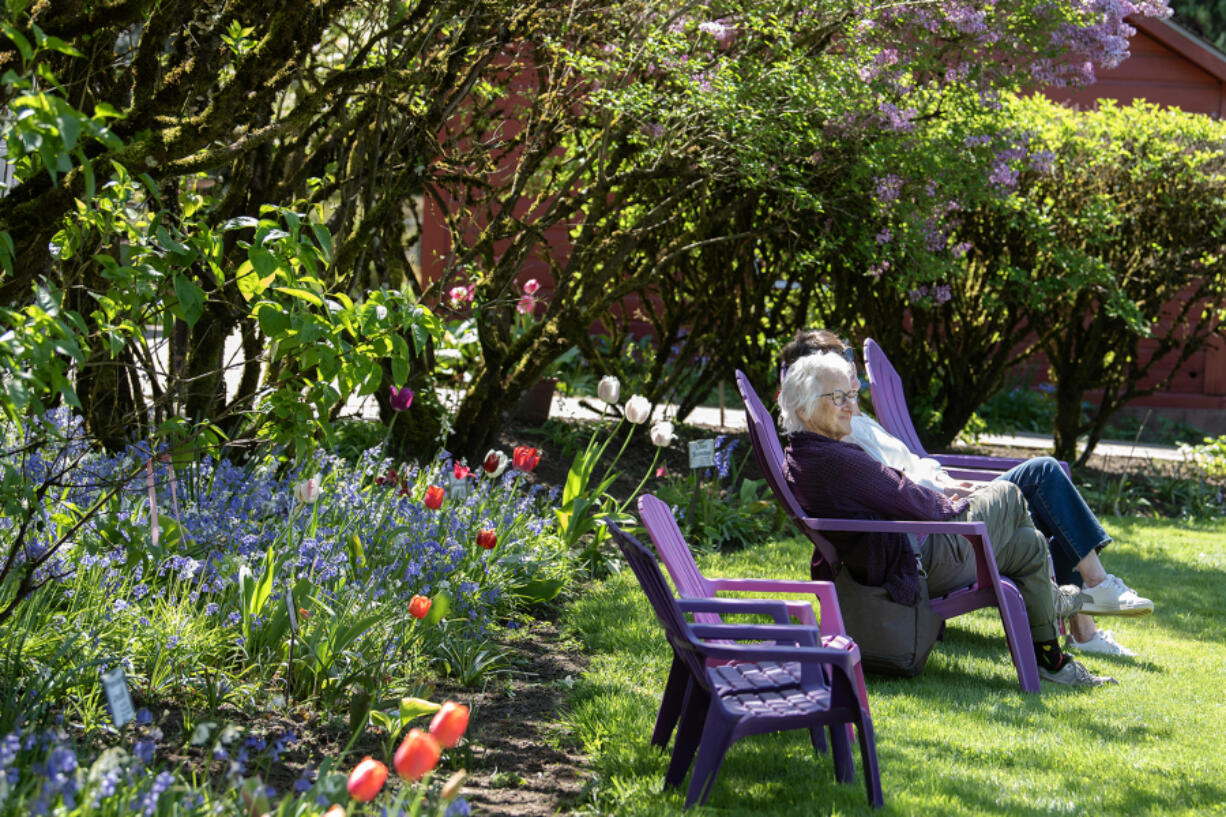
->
[[637, 494, 722, 626], [734, 370, 840, 578], [863, 338, 929, 458], [607, 521, 710, 685]]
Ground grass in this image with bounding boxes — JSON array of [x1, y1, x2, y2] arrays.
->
[[565, 518, 1226, 816]]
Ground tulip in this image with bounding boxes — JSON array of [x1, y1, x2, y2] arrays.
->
[[293, 474, 322, 504], [476, 529, 497, 550], [512, 445, 541, 473], [409, 594, 432, 619], [482, 450, 509, 478], [597, 375, 620, 405], [650, 421, 675, 447], [323, 806, 346, 817], [516, 294, 535, 315], [423, 484, 445, 510], [429, 701, 470, 748], [393, 728, 441, 781], [624, 395, 651, 424], [453, 462, 472, 480], [347, 756, 387, 802], [522, 278, 540, 295], [389, 385, 414, 412]]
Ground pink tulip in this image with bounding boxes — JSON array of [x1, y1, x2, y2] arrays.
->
[[522, 278, 540, 295], [389, 385, 414, 412]]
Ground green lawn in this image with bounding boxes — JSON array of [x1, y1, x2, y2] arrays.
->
[[565, 517, 1226, 816]]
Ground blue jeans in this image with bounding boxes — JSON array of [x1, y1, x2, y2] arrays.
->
[[993, 457, 1111, 587]]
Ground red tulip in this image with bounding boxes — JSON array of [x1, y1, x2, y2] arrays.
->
[[476, 529, 497, 550], [408, 595, 432, 619], [453, 462, 472, 480], [347, 756, 387, 802], [429, 701, 470, 748], [393, 728, 440, 781], [423, 484, 445, 510], [512, 446, 541, 473]]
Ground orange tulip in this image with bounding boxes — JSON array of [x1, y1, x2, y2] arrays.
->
[[393, 728, 440, 781], [429, 701, 470, 748], [476, 529, 497, 550], [346, 756, 387, 802], [408, 594, 432, 619], [423, 484, 445, 510]]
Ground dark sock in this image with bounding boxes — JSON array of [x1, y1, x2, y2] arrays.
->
[[1035, 639, 1068, 672]]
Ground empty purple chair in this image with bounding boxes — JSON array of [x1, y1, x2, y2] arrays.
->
[[606, 521, 884, 809], [735, 369, 1040, 693], [863, 337, 1070, 479], [637, 492, 870, 747]]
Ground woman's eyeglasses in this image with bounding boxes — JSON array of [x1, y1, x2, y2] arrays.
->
[[819, 389, 859, 406]]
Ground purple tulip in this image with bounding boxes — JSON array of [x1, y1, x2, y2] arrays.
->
[[390, 385, 414, 412]]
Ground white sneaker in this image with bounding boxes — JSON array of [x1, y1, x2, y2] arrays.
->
[[1066, 629, 1137, 657], [1080, 575, 1154, 617]]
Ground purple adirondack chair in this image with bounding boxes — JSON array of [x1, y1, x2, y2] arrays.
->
[[862, 337, 1070, 479], [637, 492, 870, 746], [734, 369, 1040, 693], [606, 521, 884, 809]]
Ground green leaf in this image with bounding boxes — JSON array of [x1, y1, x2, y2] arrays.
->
[[254, 302, 291, 336], [2, 22, 33, 63], [391, 334, 409, 386], [398, 697, 441, 722], [55, 112, 79, 150], [423, 591, 450, 625], [173, 275, 205, 328], [275, 287, 323, 307]]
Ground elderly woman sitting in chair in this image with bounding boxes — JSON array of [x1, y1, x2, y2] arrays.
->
[[780, 329, 1153, 659], [780, 351, 1115, 687]]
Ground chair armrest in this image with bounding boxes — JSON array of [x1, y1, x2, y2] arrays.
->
[[677, 597, 792, 624], [690, 623, 820, 647], [802, 517, 990, 537], [706, 578, 842, 635], [941, 468, 1000, 482], [934, 453, 1071, 478]]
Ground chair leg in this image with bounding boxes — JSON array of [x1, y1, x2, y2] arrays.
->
[[855, 711, 884, 807], [666, 685, 708, 788], [809, 726, 828, 755], [997, 579, 1041, 693], [686, 710, 734, 808], [828, 721, 854, 784], [653, 655, 689, 748]]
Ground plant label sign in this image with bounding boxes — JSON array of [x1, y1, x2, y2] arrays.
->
[[688, 439, 716, 470], [102, 667, 136, 728]]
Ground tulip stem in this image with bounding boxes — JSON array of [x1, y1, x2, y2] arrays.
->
[[617, 447, 662, 515]]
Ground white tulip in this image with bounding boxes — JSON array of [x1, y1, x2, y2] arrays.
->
[[293, 473, 322, 504], [624, 394, 651, 424], [650, 421, 675, 447], [481, 449, 510, 478], [597, 375, 621, 405]]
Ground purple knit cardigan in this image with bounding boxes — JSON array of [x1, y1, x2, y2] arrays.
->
[[784, 430, 968, 605]]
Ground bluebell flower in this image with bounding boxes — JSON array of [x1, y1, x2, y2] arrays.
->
[[133, 738, 156, 765]]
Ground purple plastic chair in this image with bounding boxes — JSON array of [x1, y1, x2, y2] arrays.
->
[[734, 369, 1040, 693], [606, 521, 884, 809], [862, 337, 1070, 479], [636, 492, 870, 745]]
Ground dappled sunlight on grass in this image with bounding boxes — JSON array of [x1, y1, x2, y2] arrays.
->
[[566, 520, 1226, 816]]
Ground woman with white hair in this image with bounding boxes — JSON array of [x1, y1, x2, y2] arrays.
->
[[779, 329, 1153, 659], [780, 351, 1113, 687]]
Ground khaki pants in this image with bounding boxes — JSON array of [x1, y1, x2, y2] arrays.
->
[[921, 481, 1057, 642]]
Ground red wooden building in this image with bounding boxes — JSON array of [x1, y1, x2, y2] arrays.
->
[[1042, 15, 1226, 435]]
